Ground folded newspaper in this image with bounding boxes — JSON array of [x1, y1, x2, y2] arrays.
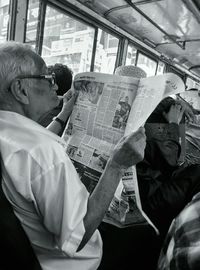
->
[[62, 72, 185, 233]]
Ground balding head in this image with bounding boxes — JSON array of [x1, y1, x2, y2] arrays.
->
[[0, 41, 58, 121], [0, 42, 45, 94]]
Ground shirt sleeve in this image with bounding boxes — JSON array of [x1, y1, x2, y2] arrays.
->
[[158, 197, 200, 270], [146, 123, 181, 167], [31, 146, 89, 257], [172, 206, 200, 270]]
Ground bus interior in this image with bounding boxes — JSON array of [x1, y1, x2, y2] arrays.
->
[[1, 0, 200, 269], [0, 0, 200, 87]]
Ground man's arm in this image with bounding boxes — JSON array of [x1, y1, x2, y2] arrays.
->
[[77, 127, 146, 251], [47, 90, 77, 136]]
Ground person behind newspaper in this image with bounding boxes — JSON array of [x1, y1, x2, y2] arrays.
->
[[112, 66, 200, 269], [137, 96, 200, 241], [0, 41, 146, 270], [157, 94, 200, 270]]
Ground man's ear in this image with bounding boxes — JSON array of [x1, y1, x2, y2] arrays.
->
[[9, 79, 30, 105]]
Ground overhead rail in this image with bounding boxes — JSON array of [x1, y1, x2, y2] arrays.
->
[[124, 0, 185, 49], [104, 0, 185, 50]]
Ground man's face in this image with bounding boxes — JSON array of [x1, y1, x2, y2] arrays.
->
[[26, 59, 59, 121]]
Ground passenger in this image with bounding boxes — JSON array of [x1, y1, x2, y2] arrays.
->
[[137, 96, 200, 240], [157, 191, 200, 270], [48, 63, 73, 96], [110, 65, 200, 269], [39, 63, 75, 136], [0, 41, 146, 270]]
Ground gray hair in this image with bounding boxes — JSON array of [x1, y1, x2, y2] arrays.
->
[[0, 41, 46, 95]]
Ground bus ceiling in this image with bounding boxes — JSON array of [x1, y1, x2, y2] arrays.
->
[[77, 0, 200, 78]]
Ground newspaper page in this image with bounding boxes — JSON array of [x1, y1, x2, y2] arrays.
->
[[104, 73, 185, 232], [62, 72, 185, 231], [63, 72, 140, 193]]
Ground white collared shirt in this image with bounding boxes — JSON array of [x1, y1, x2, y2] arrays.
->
[[0, 110, 102, 270]]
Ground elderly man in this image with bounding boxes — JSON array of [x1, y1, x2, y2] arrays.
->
[[0, 42, 146, 270]]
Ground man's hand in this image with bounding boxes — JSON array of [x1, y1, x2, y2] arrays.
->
[[78, 127, 146, 252], [163, 103, 185, 124], [111, 127, 146, 169], [176, 99, 195, 123], [62, 90, 78, 113]]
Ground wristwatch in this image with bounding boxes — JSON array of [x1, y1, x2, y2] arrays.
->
[[53, 117, 65, 128]]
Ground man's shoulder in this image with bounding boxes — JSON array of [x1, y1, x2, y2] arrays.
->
[[15, 136, 67, 172], [176, 192, 200, 230]]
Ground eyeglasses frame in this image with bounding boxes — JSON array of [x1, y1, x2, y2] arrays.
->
[[12, 73, 56, 87]]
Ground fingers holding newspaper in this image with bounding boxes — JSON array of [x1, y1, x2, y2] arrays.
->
[[111, 127, 146, 169], [62, 89, 78, 112]]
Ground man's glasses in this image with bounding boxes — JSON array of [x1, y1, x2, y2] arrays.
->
[[14, 73, 56, 87]]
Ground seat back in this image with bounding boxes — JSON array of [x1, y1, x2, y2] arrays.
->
[[0, 157, 42, 270]]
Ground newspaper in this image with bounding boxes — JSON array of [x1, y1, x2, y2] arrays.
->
[[62, 72, 185, 232]]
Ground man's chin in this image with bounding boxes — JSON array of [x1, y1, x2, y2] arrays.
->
[[38, 102, 59, 123], [55, 97, 60, 107], [52, 94, 59, 105]]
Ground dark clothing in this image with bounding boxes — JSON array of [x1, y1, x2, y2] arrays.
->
[[137, 123, 181, 194], [158, 191, 200, 270], [137, 122, 200, 238], [146, 97, 175, 123], [98, 222, 161, 270]]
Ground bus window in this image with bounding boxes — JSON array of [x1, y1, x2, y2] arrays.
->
[[41, 5, 95, 75], [125, 43, 137, 66], [186, 77, 200, 91], [136, 53, 157, 77], [0, 0, 10, 44], [25, 0, 39, 48], [94, 29, 119, 74], [196, 82, 200, 92], [156, 61, 165, 75]]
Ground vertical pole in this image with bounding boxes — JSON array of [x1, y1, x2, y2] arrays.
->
[[9, 0, 29, 42]]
